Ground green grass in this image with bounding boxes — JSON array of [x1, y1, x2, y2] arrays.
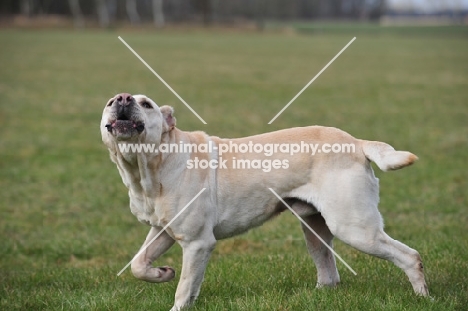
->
[[0, 26, 467, 310]]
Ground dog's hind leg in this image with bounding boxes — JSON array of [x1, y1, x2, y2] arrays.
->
[[131, 226, 176, 283], [300, 212, 340, 288], [319, 170, 429, 296], [334, 223, 429, 296]]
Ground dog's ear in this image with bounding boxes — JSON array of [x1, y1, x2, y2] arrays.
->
[[160, 105, 176, 133]]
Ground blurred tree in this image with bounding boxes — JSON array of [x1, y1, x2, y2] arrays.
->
[[256, 0, 266, 30], [68, 0, 85, 27], [95, 0, 110, 27], [108, 0, 117, 23], [126, 0, 140, 24], [192, 0, 212, 25], [331, 0, 343, 18], [153, 0, 165, 27], [20, 0, 34, 17]]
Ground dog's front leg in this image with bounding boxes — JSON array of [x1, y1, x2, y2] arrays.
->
[[131, 226, 176, 283], [171, 236, 216, 311]]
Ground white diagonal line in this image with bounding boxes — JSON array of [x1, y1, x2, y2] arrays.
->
[[268, 188, 357, 275], [118, 36, 207, 125], [117, 188, 206, 276], [268, 37, 356, 124]]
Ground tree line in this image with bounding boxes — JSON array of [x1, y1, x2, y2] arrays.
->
[[0, 0, 385, 28]]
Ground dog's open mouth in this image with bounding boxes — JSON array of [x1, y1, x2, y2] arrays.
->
[[105, 118, 145, 136]]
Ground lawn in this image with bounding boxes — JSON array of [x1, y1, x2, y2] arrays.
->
[[0, 26, 467, 310]]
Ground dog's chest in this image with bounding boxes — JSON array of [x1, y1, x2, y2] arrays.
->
[[122, 152, 138, 165], [129, 193, 165, 226]]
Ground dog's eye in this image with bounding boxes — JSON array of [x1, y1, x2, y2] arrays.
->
[[106, 100, 113, 107], [141, 101, 153, 109]]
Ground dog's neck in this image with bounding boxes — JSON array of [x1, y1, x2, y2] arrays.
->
[[110, 128, 184, 200]]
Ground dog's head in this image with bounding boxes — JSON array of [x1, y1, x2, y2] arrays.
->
[[101, 93, 175, 150]]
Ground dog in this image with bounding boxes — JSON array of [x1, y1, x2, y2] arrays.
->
[[101, 93, 429, 310]]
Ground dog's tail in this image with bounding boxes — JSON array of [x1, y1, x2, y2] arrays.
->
[[361, 140, 418, 172]]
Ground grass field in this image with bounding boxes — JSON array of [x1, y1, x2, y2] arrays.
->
[[0, 26, 467, 310]]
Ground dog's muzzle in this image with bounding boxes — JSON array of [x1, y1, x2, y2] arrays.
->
[[105, 93, 145, 137]]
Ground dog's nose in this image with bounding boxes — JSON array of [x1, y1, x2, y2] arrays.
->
[[115, 93, 134, 106]]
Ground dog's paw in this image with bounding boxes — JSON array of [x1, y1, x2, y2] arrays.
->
[[156, 266, 176, 282], [414, 284, 430, 297], [315, 281, 339, 289], [132, 265, 175, 283]]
